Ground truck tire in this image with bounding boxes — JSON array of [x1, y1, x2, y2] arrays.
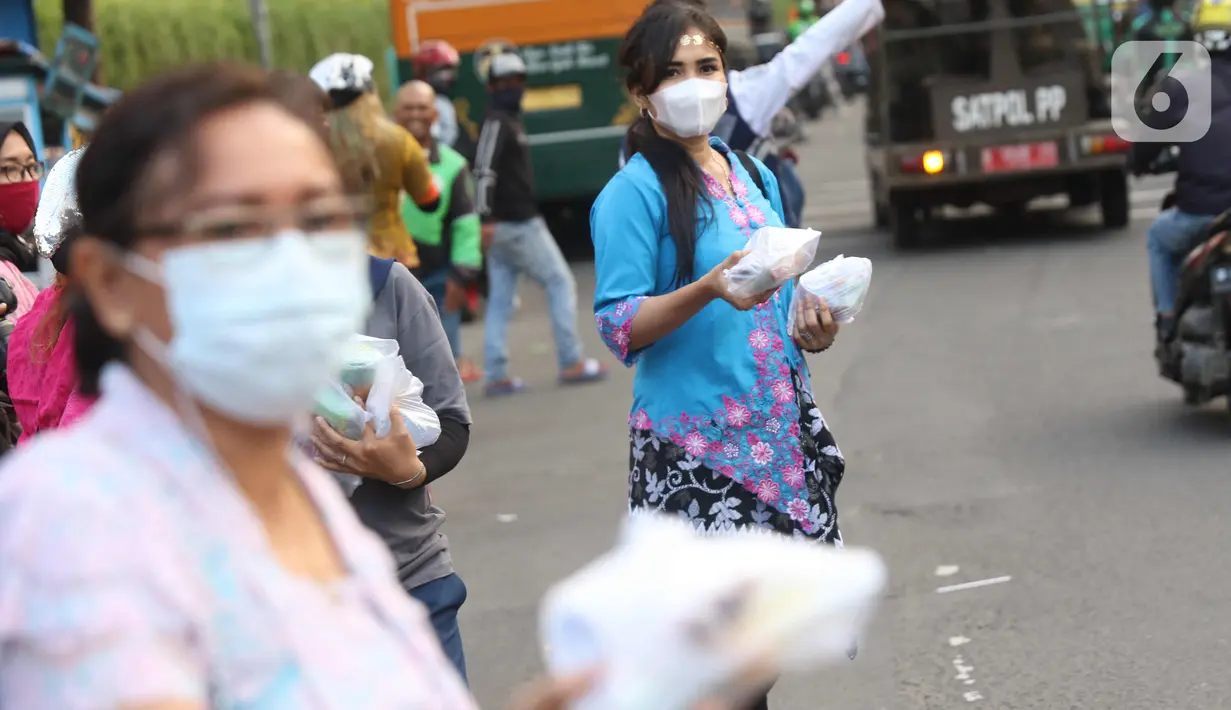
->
[[874, 201, 890, 228], [1100, 170, 1130, 229], [890, 196, 921, 249], [871, 174, 890, 228]]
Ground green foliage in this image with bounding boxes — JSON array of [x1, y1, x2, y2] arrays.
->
[[34, 0, 393, 96]]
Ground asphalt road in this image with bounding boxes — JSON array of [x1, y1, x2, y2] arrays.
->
[[431, 102, 1231, 710]]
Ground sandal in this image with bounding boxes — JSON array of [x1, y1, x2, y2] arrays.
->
[[484, 377, 527, 398], [559, 358, 609, 386], [457, 357, 483, 384]]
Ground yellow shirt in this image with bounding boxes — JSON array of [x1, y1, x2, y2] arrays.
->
[[368, 119, 440, 269]]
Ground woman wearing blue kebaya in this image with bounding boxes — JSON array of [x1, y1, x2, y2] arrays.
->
[[592, 0, 846, 550]]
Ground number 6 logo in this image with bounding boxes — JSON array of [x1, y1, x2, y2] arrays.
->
[[1111, 41, 1213, 142]]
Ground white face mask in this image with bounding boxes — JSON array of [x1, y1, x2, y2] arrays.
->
[[127, 229, 371, 425], [648, 78, 729, 138]]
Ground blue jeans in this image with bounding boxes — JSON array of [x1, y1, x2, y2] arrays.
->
[[409, 573, 469, 685], [419, 269, 463, 359], [1147, 208, 1217, 315], [484, 216, 582, 382]]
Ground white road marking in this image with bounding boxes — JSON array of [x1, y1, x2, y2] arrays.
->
[[949, 636, 971, 647], [496, 513, 518, 523], [936, 575, 1012, 594], [935, 565, 961, 577]]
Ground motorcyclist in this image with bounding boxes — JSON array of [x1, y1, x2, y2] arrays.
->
[[414, 40, 476, 159], [1132, 0, 1192, 88], [1132, 4, 1231, 340], [1133, 0, 1190, 39], [748, 0, 775, 38], [788, 0, 822, 42]]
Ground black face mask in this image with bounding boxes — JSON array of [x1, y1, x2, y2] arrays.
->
[[426, 68, 455, 97], [491, 86, 525, 114]]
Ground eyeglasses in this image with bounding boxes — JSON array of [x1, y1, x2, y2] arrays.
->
[[138, 195, 373, 242], [1, 161, 45, 184]]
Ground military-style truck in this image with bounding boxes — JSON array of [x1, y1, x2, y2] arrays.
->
[[864, 0, 1132, 247]]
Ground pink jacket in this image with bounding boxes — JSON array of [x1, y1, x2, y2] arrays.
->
[[7, 285, 96, 443], [0, 261, 39, 320]]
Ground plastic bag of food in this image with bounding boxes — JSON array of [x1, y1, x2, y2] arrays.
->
[[540, 514, 886, 710], [340, 335, 401, 390], [789, 255, 873, 332], [313, 381, 370, 440], [724, 227, 821, 298], [365, 352, 441, 446]]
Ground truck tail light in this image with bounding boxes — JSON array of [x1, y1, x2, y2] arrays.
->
[[901, 150, 946, 175], [1081, 134, 1131, 155]]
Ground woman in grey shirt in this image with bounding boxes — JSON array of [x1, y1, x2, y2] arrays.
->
[[281, 66, 474, 683]]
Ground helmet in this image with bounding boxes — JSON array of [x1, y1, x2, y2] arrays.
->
[[800, 0, 818, 14], [310, 53, 374, 93], [488, 51, 527, 81], [749, 0, 773, 23], [414, 40, 460, 72], [1193, 0, 1231, 53], [415, 40, 461, 94], [309, 53, 374, 108]]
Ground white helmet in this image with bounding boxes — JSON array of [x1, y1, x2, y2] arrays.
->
[[1195, 27, 1231, 54], [488, 52, 527, 81], [309, 53, 375, 94]]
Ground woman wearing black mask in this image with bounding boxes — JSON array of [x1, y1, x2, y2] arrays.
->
[[0, 122, 42, 319]]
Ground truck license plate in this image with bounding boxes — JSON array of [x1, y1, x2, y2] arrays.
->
[[1212, 265, 1231, 295], [981, 141, 1059, 174]]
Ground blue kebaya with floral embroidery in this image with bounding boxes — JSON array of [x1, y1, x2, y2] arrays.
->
[[591, 138, 845, 543]]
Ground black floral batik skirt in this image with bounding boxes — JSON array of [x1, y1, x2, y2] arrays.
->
[[628, 370, 845, 545]]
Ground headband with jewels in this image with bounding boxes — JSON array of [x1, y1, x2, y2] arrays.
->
[[679, 33, 722, 52]]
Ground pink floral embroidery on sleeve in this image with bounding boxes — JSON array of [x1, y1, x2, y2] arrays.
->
[[595, 296, 650, 366]]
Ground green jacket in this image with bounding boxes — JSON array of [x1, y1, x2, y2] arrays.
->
[[401, 142, 483, 281], [787, 15, 819, 42]]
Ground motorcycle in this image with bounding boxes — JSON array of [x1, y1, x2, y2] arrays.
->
[[1142, 147, 1231, 411]]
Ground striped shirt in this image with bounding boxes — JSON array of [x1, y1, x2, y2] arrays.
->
[[473, 109, 538, 223]]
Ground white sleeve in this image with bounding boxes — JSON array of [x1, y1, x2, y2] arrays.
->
[[435, 99, 459, 147], [727, 0, 885, 137]]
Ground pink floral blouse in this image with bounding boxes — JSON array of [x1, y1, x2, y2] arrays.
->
[[0, 364, 479, 710]]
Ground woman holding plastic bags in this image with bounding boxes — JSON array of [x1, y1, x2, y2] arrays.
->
[[277, 71, 476, 684], [593, 1, 846, 566]]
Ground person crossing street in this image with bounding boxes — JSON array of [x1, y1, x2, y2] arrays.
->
[[473, 51, 609, 396]]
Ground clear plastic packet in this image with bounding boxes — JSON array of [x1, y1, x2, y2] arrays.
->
[[540, 514, 886, 710], [313, 381, 370, 440], [307, 336, 442, 496], [365, 353, 441, 445], [789, 254, 873, 332], [724, 227, 821, 299], [340, 335, 401, 390], [32, 148, 85, 258]]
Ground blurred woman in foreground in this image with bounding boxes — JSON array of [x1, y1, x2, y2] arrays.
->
[[310, 53, 441, 269], [0, 63, 577, 709]]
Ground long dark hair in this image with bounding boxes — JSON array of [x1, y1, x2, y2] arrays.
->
[[618, 0, 728, 287]]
